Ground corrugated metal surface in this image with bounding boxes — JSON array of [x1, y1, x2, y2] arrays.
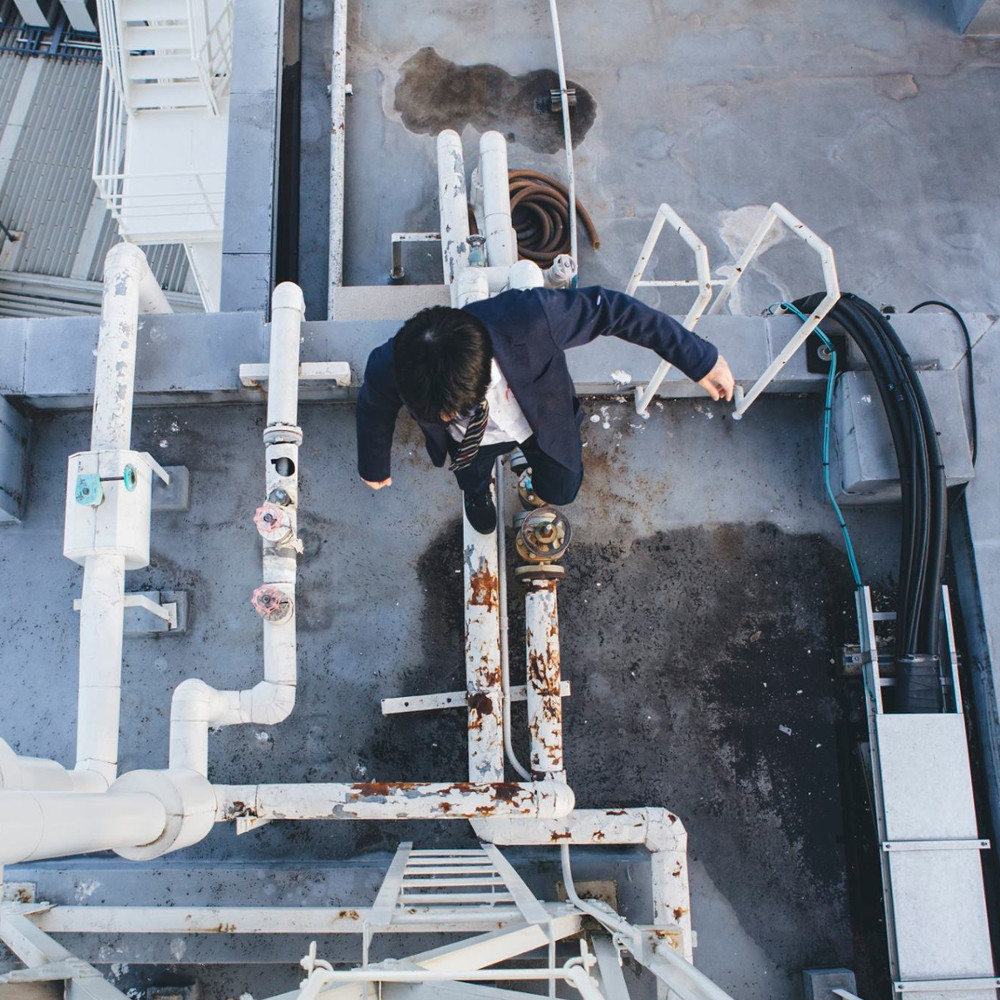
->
[[0, 53, 193, 314], [0, 51, 27, 136], [88, 214, 191, 289], [0, 58, 100, 276]]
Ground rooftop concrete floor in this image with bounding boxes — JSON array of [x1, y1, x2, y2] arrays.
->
[[5, 0, 1000, 999], [3, 395, 901, 999]]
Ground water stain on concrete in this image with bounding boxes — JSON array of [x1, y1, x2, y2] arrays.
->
[[394, 47, 597, 154]]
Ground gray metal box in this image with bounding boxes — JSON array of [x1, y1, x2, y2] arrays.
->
[[831, 369, 973, 506]]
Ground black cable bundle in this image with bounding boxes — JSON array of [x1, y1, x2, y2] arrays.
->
[[793, 293, 948, 712]]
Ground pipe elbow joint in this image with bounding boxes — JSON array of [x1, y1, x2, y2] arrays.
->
[[249, 681, 296, 725], [171, 678, 227, 725], [643, 808, 687, 853]]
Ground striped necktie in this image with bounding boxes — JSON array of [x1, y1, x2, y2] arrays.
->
[[449, 399, 490, 472]]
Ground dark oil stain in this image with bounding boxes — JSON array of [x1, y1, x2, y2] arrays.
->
[[553, 521, 859, 972], [394, 47, 597, 154]]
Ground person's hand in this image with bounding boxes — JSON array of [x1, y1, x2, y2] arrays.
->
[[362, 477, 392, 490], [698, 355, 735, 402]]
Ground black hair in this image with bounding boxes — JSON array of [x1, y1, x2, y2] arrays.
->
[[393, 306, 493, 424]]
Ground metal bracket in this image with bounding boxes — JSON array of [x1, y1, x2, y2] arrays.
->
[[882, 839, 990, 853], [235, 815, 273, 836], [239, 361, 352, 389], [72, 590, 187, 635], [382, 682, 572, 716], [893, 978, 1000, 993]]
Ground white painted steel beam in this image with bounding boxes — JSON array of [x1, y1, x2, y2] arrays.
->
[[523, 580, 564, 778], [327, 0, 348, 310], [29, 905, 554, 935]]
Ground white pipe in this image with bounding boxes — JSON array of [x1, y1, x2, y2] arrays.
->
[[560, 844, 732, 1000], [327, 0, 348, 312], [71, 244, 170, 789], [548, 0, 577, 265], [169, 284, 305, 775], [74, 553, 126, 785], [524, 580, 564, 778], [479, 131, 516, 269], [0, 789, 167, 865], [472, 807, 692, 960], [437, 129, 471, 305], [0, 739, 103, 792], [214, 780, 574, 822], [496, 461, 531, 782]]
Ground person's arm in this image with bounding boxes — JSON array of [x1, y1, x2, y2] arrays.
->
[[539, 286, 734, 399], [356, 342, 402, 488]]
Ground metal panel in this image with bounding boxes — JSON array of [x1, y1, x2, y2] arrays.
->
[[875, 714, 980, 841], [0, 58, 100, 276], [0, 52, 29, 137], [887, 850, 994, 983]]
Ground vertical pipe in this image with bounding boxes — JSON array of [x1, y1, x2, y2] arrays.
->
[[437, 129, 471, 305], [75, 554, 126, 784], [524, 580, 564, 777], [75, 243, 168, 788], [547, 0, 577, 265], [327, 0, 348, 313], [465, 518, 505, 782], [479, 131, 516, 269], [91, 244, 141, 452]]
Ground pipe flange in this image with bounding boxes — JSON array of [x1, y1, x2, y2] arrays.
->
[[250, 584, 294, 623], [514, 563, 565, 583], [254, 503, 294, 543], [263, 422, 303, 447], [516, 507, 571, 564]]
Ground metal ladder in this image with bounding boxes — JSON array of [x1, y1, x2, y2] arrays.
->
[[362, 843, 553, 967]]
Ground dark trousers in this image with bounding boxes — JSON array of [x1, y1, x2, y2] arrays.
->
[[450, 434, 583, 506]]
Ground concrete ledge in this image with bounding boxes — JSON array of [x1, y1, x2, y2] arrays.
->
[[0, 309, 987, 411]]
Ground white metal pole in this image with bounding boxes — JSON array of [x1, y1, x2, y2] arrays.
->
[[0, 789, 167, 864], [327, 0, 348, 314], [548, 0, 577, 265]]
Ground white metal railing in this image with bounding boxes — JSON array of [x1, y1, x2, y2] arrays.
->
[[707, 201, 839, 420], [627, 203, 726, 415], [93, 66, 226, 239], [189, 0, 234, 115], [94, 0, 129, 105]]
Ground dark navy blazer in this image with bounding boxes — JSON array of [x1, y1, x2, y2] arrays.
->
[[356, 286, 718, 483]]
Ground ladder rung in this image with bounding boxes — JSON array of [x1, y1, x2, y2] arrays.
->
[[404, 864, 497, 874], [401, 877, 505, 888], [396, 892, 514, 906]]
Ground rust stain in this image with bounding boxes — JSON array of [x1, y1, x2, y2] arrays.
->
[[466, 690, 494, 721], [349, 781, 419, 797], [673, 906, 688, 921], [337, 909, 361, 920], [468, 565, 499, 611], [606, 808, 627, 816], [549, 830, 572, 841], [216, 922, 237, 934], [439, 801, 452, 814], [593, 830, 605, 841], [493, 782, 522, 803], [226, 800, 257, 819]]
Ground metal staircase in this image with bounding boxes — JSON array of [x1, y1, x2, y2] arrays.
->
[[93, 0, 232, 309], [362, 844, 553, 965]]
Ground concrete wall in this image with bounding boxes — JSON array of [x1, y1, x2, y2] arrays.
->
[[219, 0, 284, 313]]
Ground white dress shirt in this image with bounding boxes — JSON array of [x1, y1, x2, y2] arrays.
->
[[447, 359, 533, 446]]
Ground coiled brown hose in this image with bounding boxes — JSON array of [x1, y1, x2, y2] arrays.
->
[[507, 169, 600, 265]]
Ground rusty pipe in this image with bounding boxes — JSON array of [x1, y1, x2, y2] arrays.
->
[[214, 780, 575, 822]]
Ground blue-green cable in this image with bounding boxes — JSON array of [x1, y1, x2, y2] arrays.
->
[[781, 302, 863, 588]]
